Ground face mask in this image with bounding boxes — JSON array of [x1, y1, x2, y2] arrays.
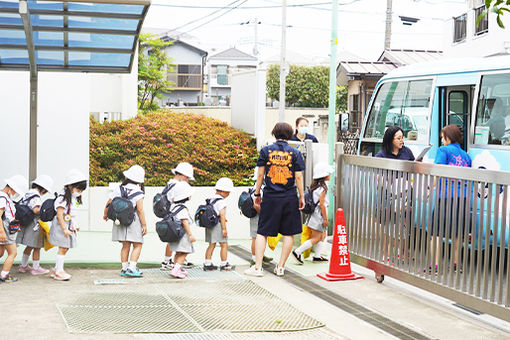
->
[[11, 193, 22, 202], [72, 191, 81, 199], [298, 127, 308, 135]]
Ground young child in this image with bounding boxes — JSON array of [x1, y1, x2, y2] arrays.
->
[[204, 177, 235, 271], [168, 181, 196, 279], [103, 165, 147, 278], [17, 175, 54, 275], [293, 163, 333, 264], [49, 169, 87, 281], [162, 162, 195, 270], [248, 168, 272, 266], [0, 175, 28, 283]]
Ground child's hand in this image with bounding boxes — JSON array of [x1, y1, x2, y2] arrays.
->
[[322, 219, 329, 227], [0, 232, 6, 243], [222, 229, 227, 238], [64, 229, 73, 238], [142, 225, 147, 236], [103, 214, 108, 221], [189, 234, 196, 242], [76, 227, 80, 231]]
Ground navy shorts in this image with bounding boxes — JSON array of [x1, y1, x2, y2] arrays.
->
[[257, 193, 302, 237]]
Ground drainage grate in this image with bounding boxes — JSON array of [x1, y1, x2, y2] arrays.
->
[[143, 267, 244, 281]]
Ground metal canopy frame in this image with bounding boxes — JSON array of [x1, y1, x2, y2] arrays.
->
[[0, 0, 150, 180]]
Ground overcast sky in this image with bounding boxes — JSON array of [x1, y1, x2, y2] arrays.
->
[[144, 0, 467, 62]]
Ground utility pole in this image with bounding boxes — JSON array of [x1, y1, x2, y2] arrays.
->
[[253, 17, 259, 56], [385, 0, 392, 50], [279, 0, 287, 122]]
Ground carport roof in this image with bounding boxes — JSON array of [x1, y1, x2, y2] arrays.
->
[[0, 0, 150, 73]]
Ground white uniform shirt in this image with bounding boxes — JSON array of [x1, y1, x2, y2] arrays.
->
[[109, 183, 144, 207], [170, 203, 193, 225], [24, 189, 42, 210], [313, 184, 329, 209], [54, 191, 79, 230], [209, 194, 226, 216], [165, 179, 178, 203], [0, 191, 16, 222]]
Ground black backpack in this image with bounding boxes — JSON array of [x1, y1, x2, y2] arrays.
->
[[302, 187, 319, 215], [15, 194, 39, 227], [153, 183, 176, 218], [40, 193, 60, 222], [156, 204, 186, 243], [238, 188, 257, 218], [194, 198, 222, 228], [107, 186, 142, 226]]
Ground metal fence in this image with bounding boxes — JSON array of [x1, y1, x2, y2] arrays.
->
[[338, 130, 359, 155], [338, 154, 510, 322]]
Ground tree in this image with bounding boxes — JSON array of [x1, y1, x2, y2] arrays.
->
[[138, 34, 175, 110], [477, 0, 510, 28], [336, 85, 348, 113]]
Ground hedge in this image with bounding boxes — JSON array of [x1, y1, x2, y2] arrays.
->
[[90, 111, 258, 186]]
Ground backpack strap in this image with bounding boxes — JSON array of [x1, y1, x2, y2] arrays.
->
[[127, 191, 143, 200], [206, 198, 223, 206], [119, 185, 128, 198], [170, 204, 186, 217], [162, 182, 176, 195], [120, 185, 143, 201], [22, 194, 40, 206], [0, 196, 14, 220]]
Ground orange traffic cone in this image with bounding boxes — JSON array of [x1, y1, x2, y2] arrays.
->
[[317, 208, 363, 281]]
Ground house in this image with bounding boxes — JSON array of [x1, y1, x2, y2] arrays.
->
[[207, 48, 258, 106], [443, 0, 510, 58]]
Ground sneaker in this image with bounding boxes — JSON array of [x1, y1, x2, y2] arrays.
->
[[262, 256, 273, 263], [0, 274, 19, 283], [53, 271, 71, 281], [182, 260, 194, 268], [170, 266, 186, 279], [125, 267, 143, 277], [220, 263, 236, 271], [312, 256, 329, 262], [161, 260, 174, 270], [273, 266, 285, 277], [180, 267, 188, 276], [31, 267, 50, 275], [120, 269, 127, 277], [244, 265, 263, 277], [19, 265, 32, 273], [292, 250, 304, 264], [203, 263, 218, 271]]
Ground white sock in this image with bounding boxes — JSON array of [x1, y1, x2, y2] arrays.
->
[[220, 261, 227, 266], [128, 262, 137, 271], [1, 270, 9, 278], [295, 240, 313, 255], [122, 262, 129, 270], [33, 260, 40, 269], [21, 253, 30, 267], [173, 263, 181, 271], [204, 259, 212, 266], [314, 241, 325, 257], [55, 255, 65, 273], [251, 255, 256, 261], [164, 256, 172, 263]]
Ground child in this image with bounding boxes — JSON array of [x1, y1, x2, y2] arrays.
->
[[17, 175, 54, 275], [168, 181, 196, 279], [293, 163, 333, 264], [248, 168, 272, 266], [0, 175, 28, 283], [103, 165, 147, 278], [204, 177, 235, 271], [162, 162, 195, 270], [49, 169, 87, 281]]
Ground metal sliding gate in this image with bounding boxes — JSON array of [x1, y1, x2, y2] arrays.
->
[[338, 154, 510, 322]]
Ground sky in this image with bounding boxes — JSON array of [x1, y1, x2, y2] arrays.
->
[[143, 0, 468, 62]]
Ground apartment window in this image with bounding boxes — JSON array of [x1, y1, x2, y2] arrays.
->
[[474, 6, 488, 35], [217, 65, 228, 85], [168, 64, 202, 89], [453, 13, 467, 43]]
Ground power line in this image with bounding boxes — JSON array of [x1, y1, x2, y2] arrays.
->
[[183, 0, 250, 34], [151, 1, 362, 10]]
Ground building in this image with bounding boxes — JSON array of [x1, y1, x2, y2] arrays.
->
[[207, 48, 258, 106]]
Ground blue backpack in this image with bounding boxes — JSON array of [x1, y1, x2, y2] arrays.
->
[[40, 193, 60, 222], [194, 198, 222, 228], [156, 204, 186, 242], [238, 188, 257, 218], [107, 186, 142, 226], [15, 194, 39, 227], [301, 187, 319, 215], [153, 183, 176, 218]]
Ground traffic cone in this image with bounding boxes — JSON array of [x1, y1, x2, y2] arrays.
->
[[317, 208, 363, 281]]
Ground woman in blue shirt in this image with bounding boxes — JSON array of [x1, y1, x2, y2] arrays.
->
[[375, 126, 415, 160], [290, 117, 319, 143]]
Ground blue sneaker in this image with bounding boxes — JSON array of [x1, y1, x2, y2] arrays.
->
[[125, 267, 143, 277], [120, 269, 127, 277]]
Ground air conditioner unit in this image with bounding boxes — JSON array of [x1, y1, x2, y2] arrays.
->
[[469, 0, 484, 8]]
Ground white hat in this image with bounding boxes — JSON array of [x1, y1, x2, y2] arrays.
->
[[64, 169, 88, 185], [123, 165, 145, 183], [172, 181, 194, 202], [32, 174, 53, 193], [5, 175, 28, 196], [172, 162, 195, 181], [313, 163, 334, 179], [215, 177, 234, 192]]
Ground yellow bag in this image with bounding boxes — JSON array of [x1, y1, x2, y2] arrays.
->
[[267, 233, 282, 251], [300, 224, 312, 258], [39, 221, 55, 251]]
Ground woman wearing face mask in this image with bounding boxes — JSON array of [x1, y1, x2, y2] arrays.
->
[[290, 117, 319, 143], [49, 169, 88, 281]]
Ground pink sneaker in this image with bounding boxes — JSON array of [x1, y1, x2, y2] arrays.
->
[[31, 267, 50, 275], [180, 268, 188, 277], [19, 265, 32, 273], [170, 266, 186, 279]]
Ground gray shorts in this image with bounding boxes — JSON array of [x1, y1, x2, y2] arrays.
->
[[205, 223, 227, 243], [111, 214, 144, 244], [169, 234, 194, 254], [249, 215, 259, 238]]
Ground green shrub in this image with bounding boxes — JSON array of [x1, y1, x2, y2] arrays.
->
[[90, 110, 258, 186]]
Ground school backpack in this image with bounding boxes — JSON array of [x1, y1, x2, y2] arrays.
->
[[153, 183, 177, 218], [15, 194, 39, 227], [40, 193, 59, 222], [301, 187, 319, 215], [194, 198, 222, 228], [107, 186, 142, 226], [238, 188, 257, 218], [155, 204, 186, 243], [0, 196, 20, 234]]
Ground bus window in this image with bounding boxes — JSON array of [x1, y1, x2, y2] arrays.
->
[[364, 79, 432, 143], [475, 73, 510, 146], [447, 90, 469, 149]]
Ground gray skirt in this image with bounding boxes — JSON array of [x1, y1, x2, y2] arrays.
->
[[112, 214, 144, 244], [49, 217, 77, 249], [16, 218, 44, 248], [0, 218, 16, 245], [169, 233, 194, 254], [307, 210, 327, 233], [205, 223, 227, 243], [249, 215, 259, 238]]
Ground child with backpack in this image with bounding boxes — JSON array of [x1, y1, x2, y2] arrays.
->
[[167, 181, 196, 279], [203, 177, 235, 271], [292, 163, 333, 264], [103, 165, 147, 278], [17, 175, 54, 275], [49, 169, 87, 281], [0, 175, 28, 283]]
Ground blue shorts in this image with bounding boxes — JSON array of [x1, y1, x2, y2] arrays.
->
[[258, 193, 302, 237]]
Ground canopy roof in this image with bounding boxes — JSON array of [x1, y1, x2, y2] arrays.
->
[[0, 0, 150, 73]]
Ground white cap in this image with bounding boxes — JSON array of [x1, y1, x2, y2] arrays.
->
[[313, 163, 334, 179], [123, 165, 145, 183], [32, 174, 53, 193], [172, 181, 194, 202], [5, 175, 28, 196], [215, 177, 234, 192], [172, 162, 195, 181], [64, 169, 88, 185]]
